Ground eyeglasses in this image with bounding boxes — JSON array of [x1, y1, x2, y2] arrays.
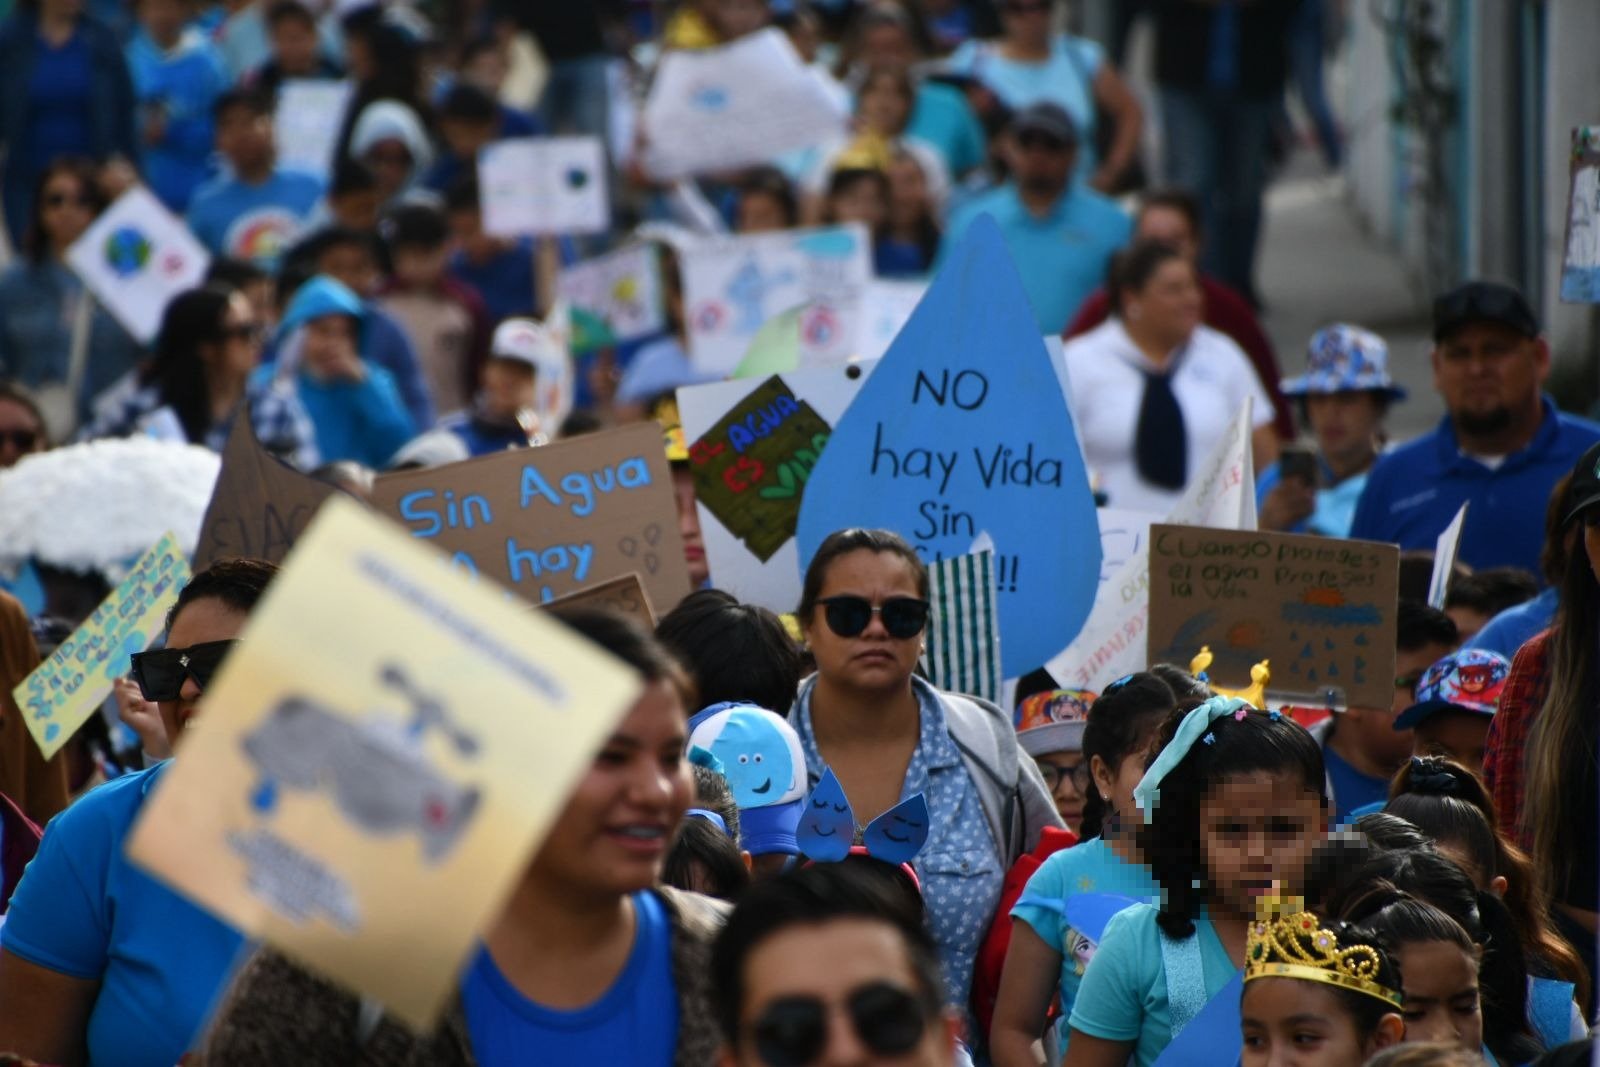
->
[[222, 322, 265, 344], [0, 429, 38, 450], [817, 596, 930, 640], [1034, 757, 1091, 793], [43, 192, 94, 209], [130, 640, 237, 701], [750, 981, 932, 1066]]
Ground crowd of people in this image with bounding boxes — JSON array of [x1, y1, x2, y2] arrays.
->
[[0, 0, 1593, 1066]]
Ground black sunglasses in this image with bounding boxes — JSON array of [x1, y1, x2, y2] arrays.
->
[[130, 640, 237, 701], [751, 981, 931, 1066], [0, 429, 38, 450], [817, 596, 930, 640], [44, 192, 95, 209], [221, 322, 265, 344]]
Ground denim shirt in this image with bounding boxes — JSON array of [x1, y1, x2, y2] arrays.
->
[[793, 677, 1005, 1016], [0, 261, 143, 423]]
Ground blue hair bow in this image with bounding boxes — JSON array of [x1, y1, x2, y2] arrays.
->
[[1132, 696, 1253, 823]]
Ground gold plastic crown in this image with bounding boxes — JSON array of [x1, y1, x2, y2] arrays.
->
[[1244, 897, 1402, 1008]]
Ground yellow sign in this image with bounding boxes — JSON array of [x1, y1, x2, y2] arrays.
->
[[125, 497, 642, 1028], [14, 532, 189, 760]]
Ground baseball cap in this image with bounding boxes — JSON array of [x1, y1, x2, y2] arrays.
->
[[1280, 324, 1407, 400], [1562, 440, 1600, 525], [1014, 688, 1095, 757], [489, 317, 561, 370], [1393, 649, 1511, 731], [1431, 281, 1539, 342], [1011, 102, 1078, 147], [687, 703, 808, 856]]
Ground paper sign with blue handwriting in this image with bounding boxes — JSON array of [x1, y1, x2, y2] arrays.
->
[[794, 216, 1102, 676], [368, 422, 691, 613], [14, 532, 189, 759], [125, 497, 643, 1030]]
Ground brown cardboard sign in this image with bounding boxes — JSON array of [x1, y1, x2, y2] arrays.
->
[[540, 572, 657, 628], [370, 423, 691, 611], [193, 414, 338, 570], [1146, 524, 1398, 709]]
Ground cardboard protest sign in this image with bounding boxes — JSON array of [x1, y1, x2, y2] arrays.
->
[[275, 80, 355, 175], [1428, 503, 1469, 609], [126, 498, 641, 1029], [641, 28, 848, 180], [14, 533, 188, 759], [1561, 127, 1600, 303], [795, 217, 1101, 677], [920, 549, 1002, 704], [557, 244, 664, 342], [681, 224, 871, 376], [369, 423, 691, 611], [193, 415, 339, 571], [66, 186, 210, 343], [1046, 400, 1257, 692], [678, 361, 876, 611], [1145, 524, 1399, 709], [540, 572, 656, 628], [480, 136, 610, 237]]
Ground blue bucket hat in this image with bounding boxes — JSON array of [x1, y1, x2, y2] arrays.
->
[[1280, 324, 1407, 400]]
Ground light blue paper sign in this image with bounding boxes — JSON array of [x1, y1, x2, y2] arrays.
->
[[794, 215, 1102, 675]]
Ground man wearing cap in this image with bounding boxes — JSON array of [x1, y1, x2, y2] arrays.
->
[[942, 102, 1131, 334], [1349, 280, 1600, 576], [1395, 648, 1511, 778], [1258, 324, 1405, 537]]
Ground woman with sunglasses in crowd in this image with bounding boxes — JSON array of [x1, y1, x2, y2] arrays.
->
[[78, 283, 318, 468], [0, 558, 275, 1067], [790, 527, 1061, 1054]]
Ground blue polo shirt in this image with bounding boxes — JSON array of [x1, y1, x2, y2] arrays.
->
[[942, 184, 1132, 334], [1348, 397, 1600, 575]]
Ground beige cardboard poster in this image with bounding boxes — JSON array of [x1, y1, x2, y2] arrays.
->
[[540, 572, 657, 628], [369, 422, 691, 612], [192, 413, 339, 570], [125, 498, 643, 1028], [1146, 524, 1399, 710]]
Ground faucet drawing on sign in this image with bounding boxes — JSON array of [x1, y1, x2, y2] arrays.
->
[[240, 664, 482, 864]]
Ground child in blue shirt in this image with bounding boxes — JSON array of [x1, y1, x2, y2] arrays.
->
[[1062, 697, 1330, 1067], [126, 0, 229, 211]]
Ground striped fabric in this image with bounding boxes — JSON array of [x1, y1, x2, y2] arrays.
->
[[920, 550, 1003, 703]]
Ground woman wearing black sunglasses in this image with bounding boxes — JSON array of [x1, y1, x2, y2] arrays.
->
[[791, 528, 1061, 1053]]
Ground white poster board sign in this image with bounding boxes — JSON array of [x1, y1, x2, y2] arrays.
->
[[857, 279, 927, 362], [1427, 503, 1469, 609], [275, 79, 355, 175], [66, 186, 211, 343], [479, 136, 610, 237], [556, 244, 664, 342]]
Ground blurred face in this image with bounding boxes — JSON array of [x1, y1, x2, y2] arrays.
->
[[344, 34, 373, 81], [138, 0, 187, 44], [725, 918, 958, 1067], [530, 679, 691, 895], [38, 170, 96, 250], [363, 139, 414, 201], [1305, 393, 1385, 469], [440, 117, 494, 161], [1393, 642, 1454, 719], [1413, 711, 1491, 776], [480, 357, 535, 421], [1090, 730, 1157, 830], [1032, 749, 1088, 831], [317, 242, 379, 297], [159, 596, 248, 742], [330, 187, 381, 232], [858, 77, 911, 136], [215, 104, 275, 174], [1394, 940, 1482, 1052], [1431, 323, 1548, 438], [1202, 771, 1327, 918], [860, 23, 917, 71], [736, 190, 790, 234], [1242, 979, 1400, 1067], [802, 550, 925, 695], [1135, 205, 1200, 263], [828, 176, 888, 232], [1125, 259, 1203, 346], [269, 13, 320, 74], [1012, 132, 1074, 199], [205, 292, 264, 383], [707, 0, 769, 40], [0, 397, 45, 468], [999, 0, 1051, 45], [887, 155, 930, 227], [462, 45, 507, 93], [392, 243, 449, 289], [301, 314, 357, 375], [672, 467, 709, 586]]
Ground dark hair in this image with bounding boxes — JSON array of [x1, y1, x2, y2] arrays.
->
[[331, 157, 380, 198], [0, 382, 47, 443], [1443, 567, 1539, 621], [206, 256, 268, 291], [1398, 553, 1467, 607], [1539, 473, 1577, 587], [1107, 239, 1189, 317], [25, 158, 106, 263], [656, 589, 804, 715], [1077, 673, 1178, 840], [1396, 599, 1460, 653], [146, 285, 238, 444], [444, 175, 482, 214], [1138, 188, 1203, 240], [797, 528, 929, 622], [1148, 663, 1213, 704], [1340, 884, 1479, 1037], [548, 608, 696, 710], [662, 815, 749, 903], [824, 167, 890, 232], [1138, 708, 1326, 938], [1242, 912, 1404, 1042], [168, 558, 279, 630], [265, 0, 315, 31], [858, 64, 915, 117], [212, 85, 272, 123], [711, 862, 946, 1043], [437, 82, 499, 125], [1352, 811, 1438, 854], [692, 763, 741, 840], [737, 166, 798, 228], [382, 203, 449, 252]]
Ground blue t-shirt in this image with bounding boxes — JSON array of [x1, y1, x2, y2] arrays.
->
[[24, 31, 93, 173], [125, 29, 228, 210], [449, 241, 538, 324], [942, 184, 1132, 334], [946, 34, 1104, 180], [462, 889, 677, 1067], [1, 764, 247, 1067], [906, 82, 987, 179], [185, 168, 326, 268], [1011, 837, 1159, 1056], [1467, 586, 1557, 659], [1069, 903, 1238, 1067], [1322, 740, 1390, 823], [1255, 459, 1370, 538]]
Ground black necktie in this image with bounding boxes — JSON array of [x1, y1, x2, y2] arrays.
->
[[1134, 368, 1187, 490]]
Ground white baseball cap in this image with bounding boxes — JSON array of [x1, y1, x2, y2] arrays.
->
[[490, 317, 565, 370]]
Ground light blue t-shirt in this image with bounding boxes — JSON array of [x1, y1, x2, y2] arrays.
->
[[942, 184, 1132, 334], [1322, 741, 1389, 823], [186, 168, 326, 268], [1254, 459, 1370, 539], [1068, 903, 1239, 1067], [1011, 837, 1159, 1056], [946, 34, 1104, 180], [462, 889, 677, 1066], [1, 764, 248, 1067]]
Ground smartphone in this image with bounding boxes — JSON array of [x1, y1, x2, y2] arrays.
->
[[1279, 443, 1317, 485]]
